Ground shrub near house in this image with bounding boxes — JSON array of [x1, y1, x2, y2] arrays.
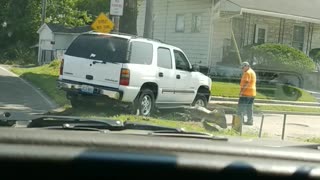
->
[[248, 44, 316, 73], [244, 44, 316, 100]]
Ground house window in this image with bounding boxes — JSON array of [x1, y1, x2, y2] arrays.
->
[[175, 14, 185, 32], [192, 14, 202, 33], [254, 25, 267, 44], [292, 26, 305, 51]]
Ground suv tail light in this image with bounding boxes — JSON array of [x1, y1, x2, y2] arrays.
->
[[120, 68, 130, 86], [60, 59, 64, 75]]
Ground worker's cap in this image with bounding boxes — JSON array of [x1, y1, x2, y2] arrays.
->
[[240, 61, 250, 68]]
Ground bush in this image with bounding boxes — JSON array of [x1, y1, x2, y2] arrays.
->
[[0, 42, 37, 65], [244, 44, 316, 73]]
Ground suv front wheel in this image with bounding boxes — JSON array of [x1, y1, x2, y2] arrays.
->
[[192, 95, 208, 108], [135, 89, 155, 116]]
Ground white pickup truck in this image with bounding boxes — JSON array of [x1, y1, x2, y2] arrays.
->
[[58, 32, 212, 116]]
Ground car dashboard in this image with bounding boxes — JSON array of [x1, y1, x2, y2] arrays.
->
[[0, 127, 319, 179]]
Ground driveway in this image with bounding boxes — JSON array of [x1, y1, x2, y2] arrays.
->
[[225, 114, 320, 140], [0, 65, 56, 114]]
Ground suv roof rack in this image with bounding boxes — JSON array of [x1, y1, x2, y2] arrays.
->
[[84, 31, 165, 44], [110, 32, 165, 43]]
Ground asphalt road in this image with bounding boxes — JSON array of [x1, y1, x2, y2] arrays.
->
[[0, 65, 56, 114]]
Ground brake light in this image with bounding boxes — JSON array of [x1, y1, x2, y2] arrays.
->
[[60, 59, 64, 75], [120, 68, 130, 86]]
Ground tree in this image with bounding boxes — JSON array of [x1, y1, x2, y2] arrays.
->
[[0, 0, 40, 48], [245, 44, 316, 73], [76, 0, 137, 34], [0, 0, 138, 63], [77, 0, 110, 20], [45, 0, 91, 27]]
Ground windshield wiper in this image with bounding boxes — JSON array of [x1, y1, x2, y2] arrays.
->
[[27, 115, 124, 130], [0, 112, 227, 141], [28, 117, 186, 132]]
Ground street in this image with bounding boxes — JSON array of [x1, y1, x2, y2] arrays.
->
[[0, 66, 56, 114]]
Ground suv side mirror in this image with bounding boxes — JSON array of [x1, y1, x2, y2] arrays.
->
[[192, 64, 200, 72]]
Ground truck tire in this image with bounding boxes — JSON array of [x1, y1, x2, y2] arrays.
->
[[192, 94, 208, 108], [136, 89, 155, 116]]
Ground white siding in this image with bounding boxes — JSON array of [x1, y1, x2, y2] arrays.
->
[[211, 18, 232, 65], [39, 26, 54, 41], [54, 34, 78, 50], [137, 0, 212, 66], [39, 26, 54, 50]]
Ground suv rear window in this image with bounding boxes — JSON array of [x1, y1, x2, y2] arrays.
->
[[65, 34, 128, 63]]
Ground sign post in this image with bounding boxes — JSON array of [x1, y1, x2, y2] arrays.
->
[[110, 0, 124, 33]]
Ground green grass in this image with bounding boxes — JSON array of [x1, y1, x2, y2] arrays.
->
[[11, 60, 69, 106], [214, 103, 320, 114], [304, 137, 320, 143], [211, 81, 317, 102]]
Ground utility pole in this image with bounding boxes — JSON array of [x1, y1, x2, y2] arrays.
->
[[113, 16, 120, 33], [143, 0, 153, 38], [41, 0, 47, 25]]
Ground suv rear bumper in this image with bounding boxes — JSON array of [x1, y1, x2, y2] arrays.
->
[[57, 79, 122, 100]]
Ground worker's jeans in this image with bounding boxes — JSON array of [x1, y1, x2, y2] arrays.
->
[[237, 97, 255, 122]]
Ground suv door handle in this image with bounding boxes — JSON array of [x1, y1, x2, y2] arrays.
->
[[159, 72, 164, 77], [176, 75, 181, 79]]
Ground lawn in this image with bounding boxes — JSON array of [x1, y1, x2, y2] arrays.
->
[[213, 103, 320, 114], [211, 81, 317, 102]]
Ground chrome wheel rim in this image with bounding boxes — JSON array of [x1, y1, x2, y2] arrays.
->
[[195, 99, 205, 107], [141, 95, 152, 115]]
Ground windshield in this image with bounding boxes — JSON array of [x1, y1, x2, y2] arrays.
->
[[1, 0, 320, 160]]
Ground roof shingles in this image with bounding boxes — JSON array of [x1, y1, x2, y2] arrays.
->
[[229, 0, 320, 20], [47, 23, 91, 33]]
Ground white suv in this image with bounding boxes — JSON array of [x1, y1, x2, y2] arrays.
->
[[58, 33, 212, 116]]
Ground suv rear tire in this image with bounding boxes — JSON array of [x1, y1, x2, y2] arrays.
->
[[192, 95, 208, 108], [136, 89, 155, 116]]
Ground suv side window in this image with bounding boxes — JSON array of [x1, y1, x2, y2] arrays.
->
[[174, 50, 190, 71], [129, 41, 153, 65], [157, 48, 172, 69]]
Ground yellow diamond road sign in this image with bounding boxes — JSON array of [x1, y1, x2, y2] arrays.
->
[[91, 13, 114, 33]]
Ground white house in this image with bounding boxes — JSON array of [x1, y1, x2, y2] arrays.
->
[[37, 23, 91, 64], [137, 0, 320, 70]]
